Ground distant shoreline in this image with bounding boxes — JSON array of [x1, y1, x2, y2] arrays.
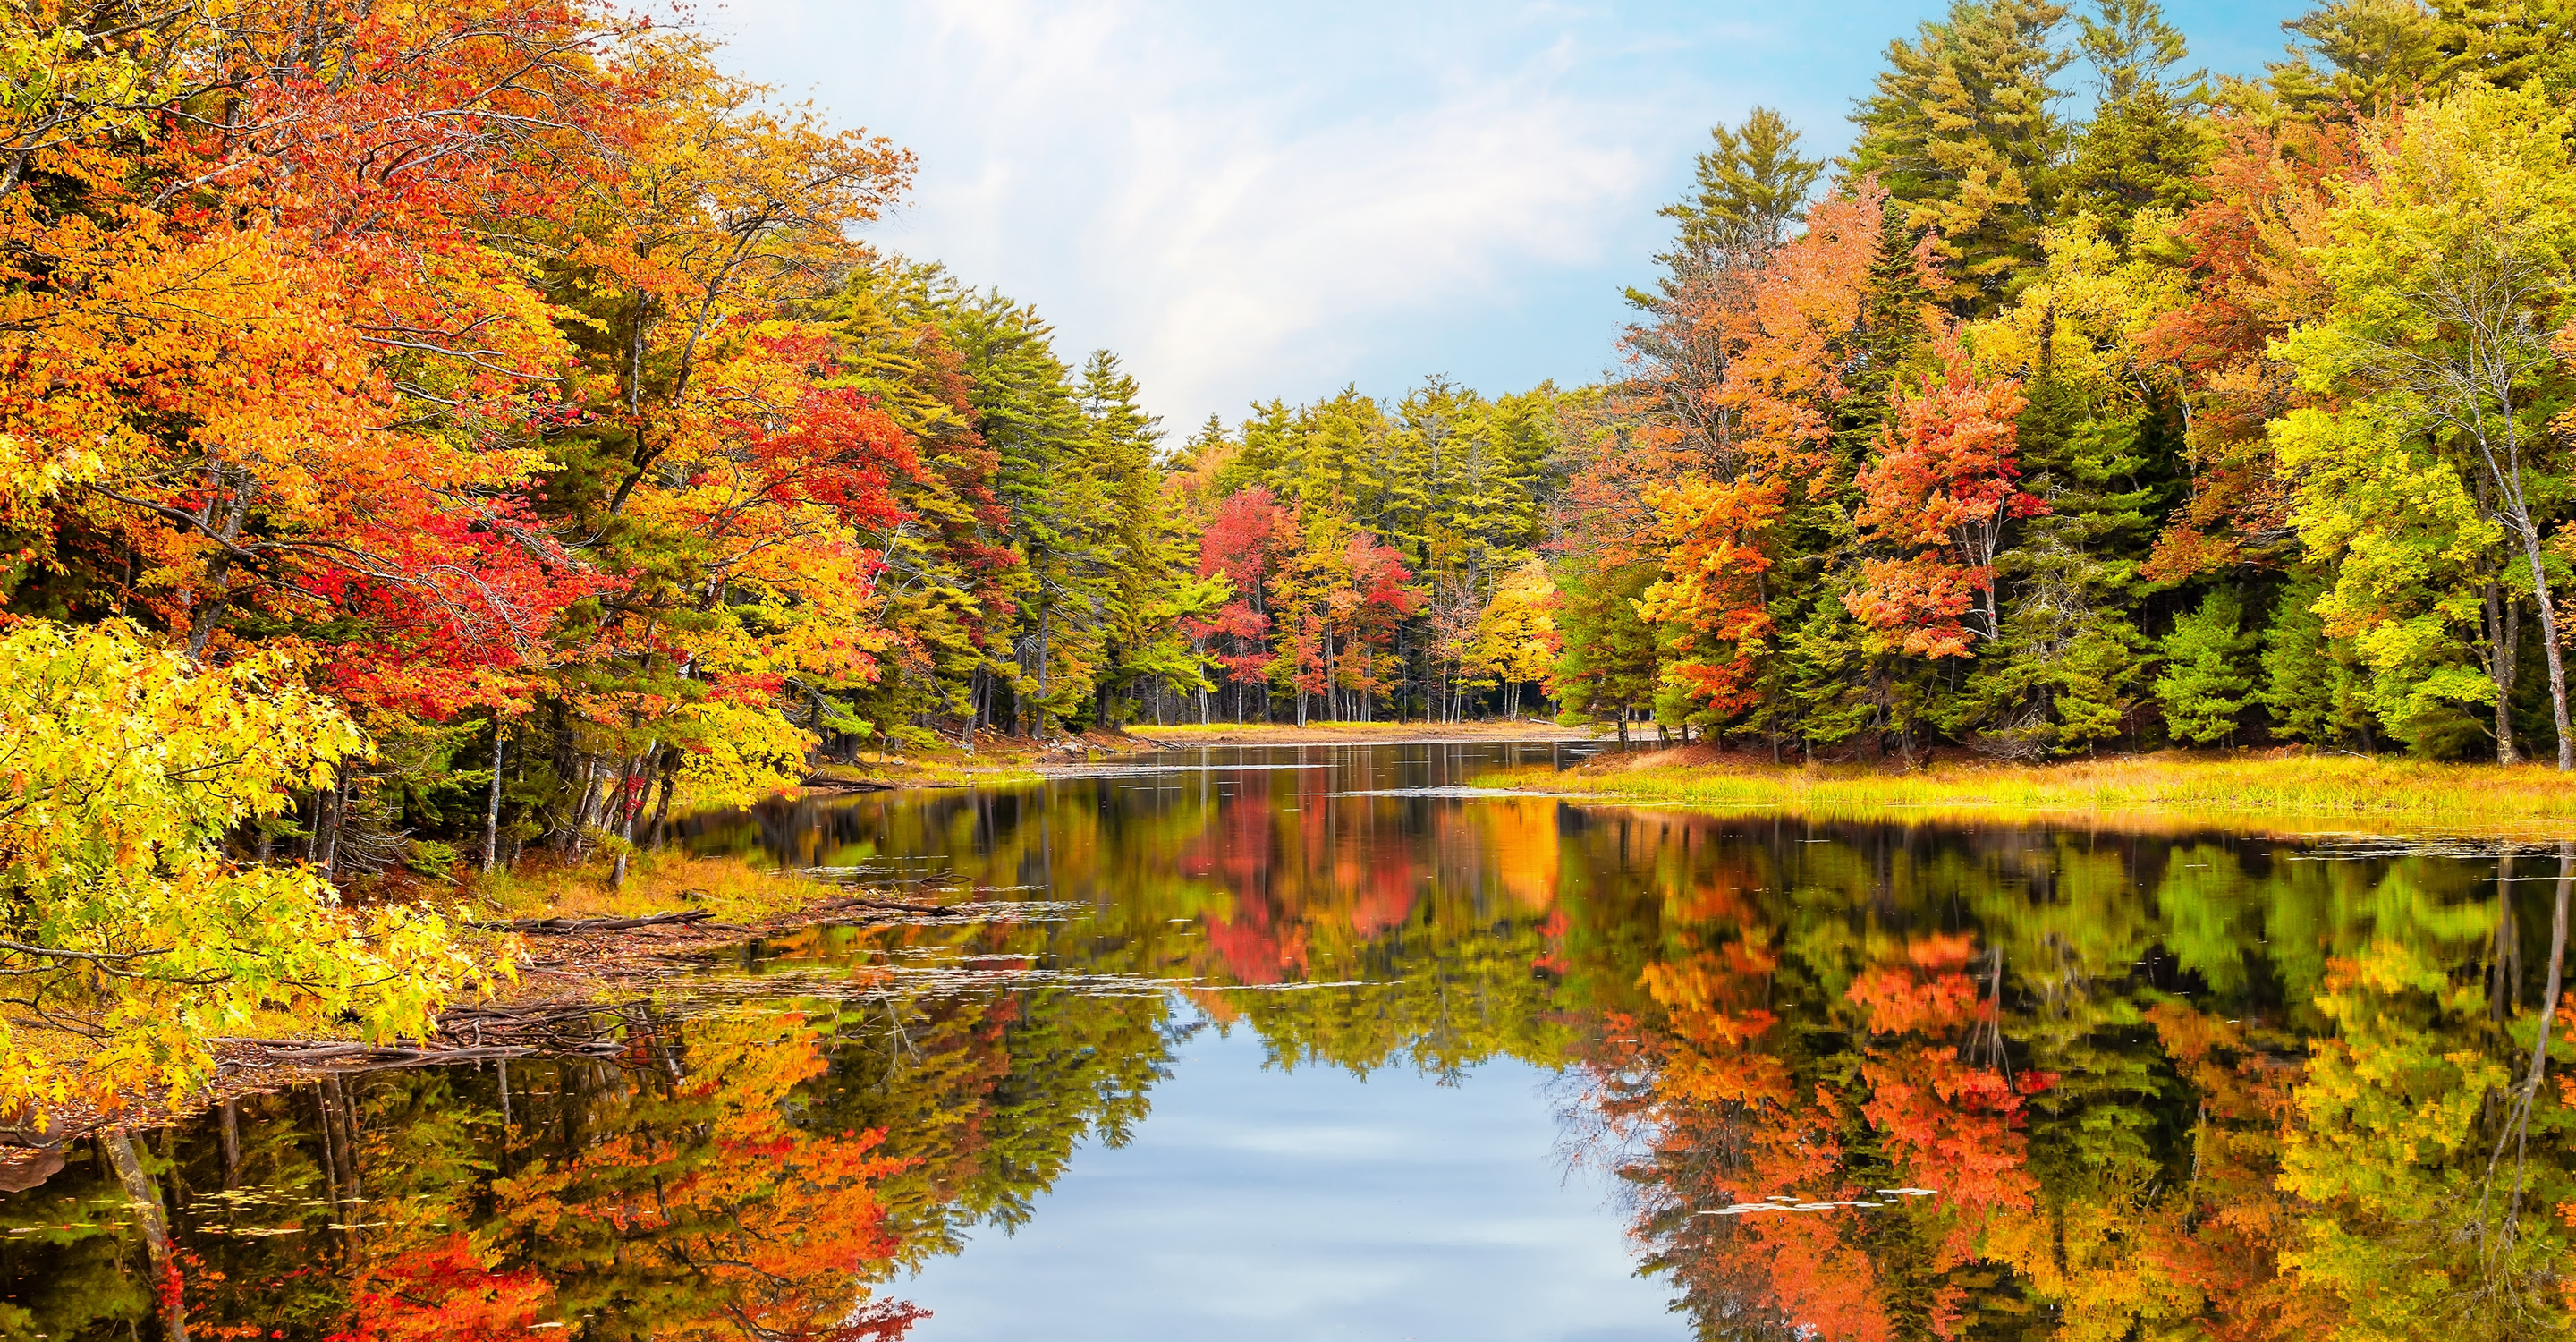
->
[[1479, 744, 2576, 842], [1123, 719, 1608, 747]]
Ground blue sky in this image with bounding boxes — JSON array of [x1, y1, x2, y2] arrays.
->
[[705, 1, 2312, 434]]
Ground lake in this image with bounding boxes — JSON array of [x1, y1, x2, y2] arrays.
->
[[2, 741, 2567, 1340]]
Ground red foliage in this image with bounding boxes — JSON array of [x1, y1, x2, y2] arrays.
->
[[2139, 117, 2359, 581], [1189, 488, 1298, 687], [328, 1236, 556, 1342], [1844, 328, 2043, 658]]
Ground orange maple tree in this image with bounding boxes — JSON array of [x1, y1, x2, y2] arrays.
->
[[1844, 328, 2046, 658]]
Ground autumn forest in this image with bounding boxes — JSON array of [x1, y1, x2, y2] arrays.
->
[[5, 0, 2576, 1337]]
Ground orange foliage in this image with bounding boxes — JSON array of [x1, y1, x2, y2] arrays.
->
[[1564, 183, 1882, 565], [1636, 477, 1782, 718], [1845, 328, 2043, 658], [491, 1015, 917, 1338], [334, 1237, 555, 1342], [2138, 118, 2357, 581]]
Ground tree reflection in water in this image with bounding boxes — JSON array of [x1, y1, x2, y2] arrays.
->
[[3, 746, 2569, 1340]]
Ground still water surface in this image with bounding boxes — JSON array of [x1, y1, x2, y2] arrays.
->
[[1, 742, 2568, 1340]]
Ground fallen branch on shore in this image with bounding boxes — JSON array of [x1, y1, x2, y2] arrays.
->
[[472, 910, 719, 934], [812, 894, 960, 916], [213, 1000, 654, 1073]]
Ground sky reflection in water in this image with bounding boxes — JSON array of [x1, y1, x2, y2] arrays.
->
[[897, 1025, 1675, 1341]]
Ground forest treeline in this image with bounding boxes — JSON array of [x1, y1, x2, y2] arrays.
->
[[6, 0, 2576, 1099], [1555, 0, 2576, 771]]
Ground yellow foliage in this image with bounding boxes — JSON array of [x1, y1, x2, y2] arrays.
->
[[669, 700, 817, 810], [0, 619, 484, 1113]]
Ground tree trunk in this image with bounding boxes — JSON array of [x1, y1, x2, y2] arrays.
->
[[2493, 860, 2523, 1023], [1321, 634, 1334, 723], [2487, 582, 2521, 765], [646, 745, 680, 845], [482, 726, 505, 871], [2513, 522, 2574, 769], [316, 769, 347, 879], [2485, 844, 2570, 1246], [182, 466, 255, 665], [104, 1130, 187, 1342]]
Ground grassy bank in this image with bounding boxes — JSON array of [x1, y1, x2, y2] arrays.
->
[[1482, 748, 2576, 840], [1128, 718, 1605, 746], [469, 847, 835, 928]]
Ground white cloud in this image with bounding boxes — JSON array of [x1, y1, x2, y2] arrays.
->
[[708, 0, 1657, 429]]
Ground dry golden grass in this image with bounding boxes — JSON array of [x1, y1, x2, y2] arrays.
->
[[1482, 750, 2576, 841], [470, 849, 831, 927], [1129, 719, 1603, 744]]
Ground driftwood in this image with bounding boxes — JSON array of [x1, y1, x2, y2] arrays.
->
[[215, 1000, 651, 1073], [800, 772, 898, 793], [813, 895, 960, 917], [473, 910, 718, 935]]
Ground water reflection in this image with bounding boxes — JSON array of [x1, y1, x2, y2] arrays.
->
[[2, 743, 2568, 1341]]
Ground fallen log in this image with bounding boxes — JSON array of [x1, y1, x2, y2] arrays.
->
[[213, 999, 655, 1071], [814, 895, 958, 916], [224, 1040, 622, 1068], [472, 910, 716, 935]]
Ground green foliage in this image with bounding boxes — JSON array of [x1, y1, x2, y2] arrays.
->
[[1551, 556, 1662, 734], [2059, 0, 2214, 242], [1644, 106, 1826, 287], [2264, 0, 2451, 119], [1848, 0, 2073, 314], [2155, 589, 2256, 743], [2264, 572, 2381, 748]]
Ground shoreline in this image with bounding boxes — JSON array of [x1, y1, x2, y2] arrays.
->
[[1479, 743, 2576, 843], [61, 732, 2576, 1142], [1121, 719, 1606, 747], [790, 720, 1607, 794], [8, 875, 933, 1148]]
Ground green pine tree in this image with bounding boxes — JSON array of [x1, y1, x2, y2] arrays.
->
[[2155, 589, 2255, 744], [2427, 0, 2576, 97], [1551, 556, 1664, 743], [2058, 0, 2213, 243], [1784, 588, 1886, 755], [2262, 572, 2379, 751], [1847, 0, 2073, 316], [2261, 0, 2449, 119], [1077, 351, 1223, 728], [1658, 107, 1826, 260]]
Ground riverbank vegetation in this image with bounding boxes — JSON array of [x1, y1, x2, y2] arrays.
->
[[1491, 746, 2576, 838], [1548, 2, 2576, 771]]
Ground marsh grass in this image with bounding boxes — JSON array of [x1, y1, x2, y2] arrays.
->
[[469, 849, 830, 927], [1480, 752, 2576, 840], [1130, 719, 1596, 743]]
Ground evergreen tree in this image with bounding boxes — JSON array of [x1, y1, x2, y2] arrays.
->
[[2059, 0, 2213, 242], [2263, 572, 2376, 749], [946, 290, 1096, 734], [820, 261, 1019, 750], [2262, 0, 2450, 119], [2155, 589, 2255, 744], [1551, 556, 1663, 743], [1077, 351, 1223, 728], [1956, 378, 2170, 753], [1847, 0, 2073, 316], [1658, 106, 1826, 262], [2426, 0, 2576, 97], [1784, 589, 1885, 754]]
